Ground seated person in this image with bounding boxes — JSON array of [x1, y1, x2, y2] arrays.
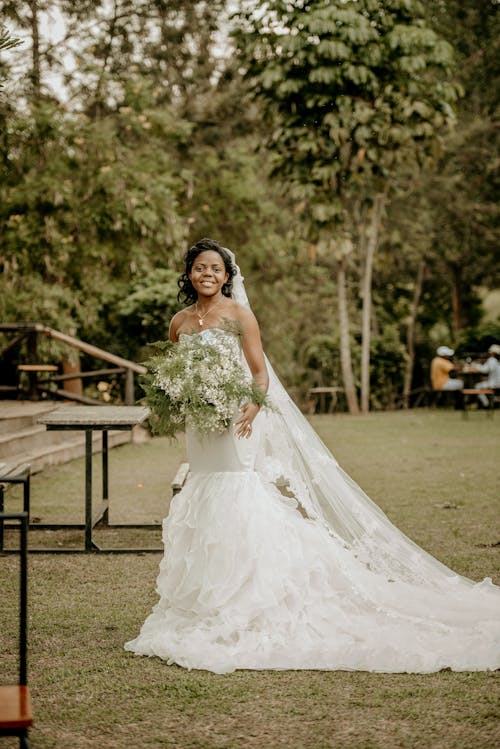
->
[[473, 343, 500, 406], [430, 346, 464, 391]]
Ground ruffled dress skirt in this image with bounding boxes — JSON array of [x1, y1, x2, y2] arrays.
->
[[125, 422, 500, 674]]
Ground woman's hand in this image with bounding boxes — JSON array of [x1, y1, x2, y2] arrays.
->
[[234, 402, 260, 439]]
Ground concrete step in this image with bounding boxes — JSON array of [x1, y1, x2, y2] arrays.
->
[[0, 401, 57, 436], [0, 423, 76, 459], [4, 429, 132, 474], [0, 401, 147, 474]]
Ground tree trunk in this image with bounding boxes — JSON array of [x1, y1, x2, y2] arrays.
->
[[451, 268, 462, 337], [402, 260, 425, 409], [337, 256, 359, 414], [62, 355, 83, 397], [360, 194, 384, 414], [28, 0, 41, 101]]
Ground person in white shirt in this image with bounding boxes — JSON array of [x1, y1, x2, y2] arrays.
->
[[474, 344, 500, 406]]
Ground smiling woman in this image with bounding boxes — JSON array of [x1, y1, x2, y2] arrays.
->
[[168, 239, 269, 439], [125, 239, 500, 676]]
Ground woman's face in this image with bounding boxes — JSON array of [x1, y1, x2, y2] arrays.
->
[[189, 250, 229, 299]]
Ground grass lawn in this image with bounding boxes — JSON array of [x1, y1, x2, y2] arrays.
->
[[1, 409, 499, 749]]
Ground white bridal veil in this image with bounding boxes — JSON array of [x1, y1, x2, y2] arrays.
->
[[225, 248, 500, 608]]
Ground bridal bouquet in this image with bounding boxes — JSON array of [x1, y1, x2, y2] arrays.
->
[[142, 334, 269, 438]]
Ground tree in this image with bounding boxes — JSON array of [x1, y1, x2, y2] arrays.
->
[[0, 1, 53, 102], [0, 22, 22, 92], [234, 0, 456, 412], [0, 0, 227, 113], [0, 22, 22, 55], [0, 92, 189, 339], [423, 0, 499, 117], [0, 0, 228, 360], [419, 0, 500, 336], [425, 119, 499, 336]]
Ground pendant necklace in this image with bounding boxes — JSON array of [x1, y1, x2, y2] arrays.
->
[[195, 297, 224, 327]]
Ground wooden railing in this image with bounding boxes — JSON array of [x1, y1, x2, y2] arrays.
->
[[0, 323, 146, 406]]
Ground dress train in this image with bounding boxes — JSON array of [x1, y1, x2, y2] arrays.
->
[[125, 331, 500, 674]]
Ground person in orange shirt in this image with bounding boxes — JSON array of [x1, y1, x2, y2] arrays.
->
[[430, 346, 464, 390]]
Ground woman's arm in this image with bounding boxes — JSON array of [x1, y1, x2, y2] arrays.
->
[[241, 309, 269, 393], [234, 307, 269, 439]]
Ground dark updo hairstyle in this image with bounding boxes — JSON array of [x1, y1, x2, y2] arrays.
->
[[177, 238, 236, 305]]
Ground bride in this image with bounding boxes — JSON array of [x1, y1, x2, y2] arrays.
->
[[125, 238, 500, 674]]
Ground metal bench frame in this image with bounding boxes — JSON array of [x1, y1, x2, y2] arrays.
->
[[0, 511, 32, 749], [0, 464, 31, 552], [0, 458, 190, 554]]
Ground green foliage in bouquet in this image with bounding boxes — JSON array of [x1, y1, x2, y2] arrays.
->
[[141, 333, 270, 439]]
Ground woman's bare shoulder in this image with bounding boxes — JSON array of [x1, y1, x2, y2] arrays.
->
[[225, 299, 245, 316], [233, 301, 257, 321], [229, 301, 260, 334], [169, 307, 193, 339]]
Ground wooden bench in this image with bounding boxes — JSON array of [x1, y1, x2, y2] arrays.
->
[[307, 387, 345, 414], [172, 463, 190, 496], [462, 388, 495, 418], [394, 387, 432, 409], [0, 512, 33, 749], [430, 389, 464, 409], [17, 364, 58, 399], [408, 386, 431, 408], [0, 463, 31, 552]]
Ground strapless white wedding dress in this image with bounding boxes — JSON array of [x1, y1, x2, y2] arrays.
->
[[125, 329, 500, 674]]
